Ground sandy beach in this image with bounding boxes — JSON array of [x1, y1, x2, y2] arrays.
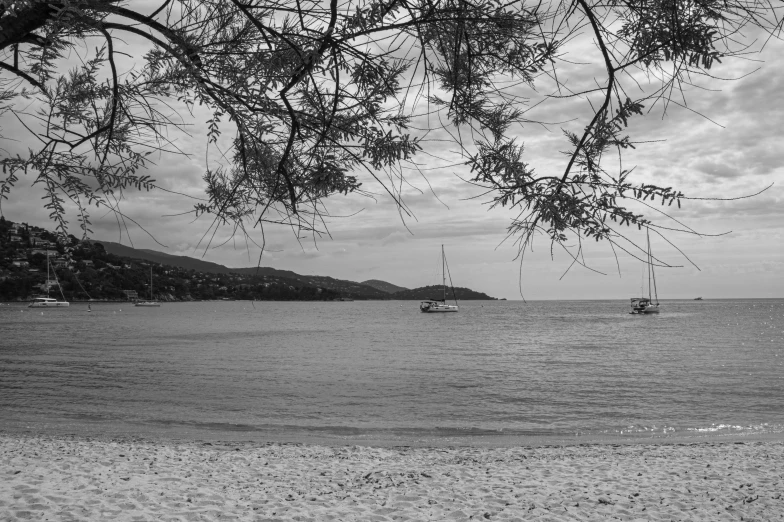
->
[[1, 434, 782, 521]]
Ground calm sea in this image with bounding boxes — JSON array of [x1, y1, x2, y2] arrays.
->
[[1, 299, 782, 445]]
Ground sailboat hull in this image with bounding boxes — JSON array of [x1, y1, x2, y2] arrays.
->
[[419, 301, 458, 313], [28, 300, 69, 308], [630, 300, 659, 314], [134, 302, 161, 307], [420, 305, 458, 313]]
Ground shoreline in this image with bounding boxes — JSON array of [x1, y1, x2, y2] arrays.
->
[[4, 417, 783, 449], [2, 432, 782, 520]]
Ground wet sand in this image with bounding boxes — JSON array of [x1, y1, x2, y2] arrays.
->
[[1, 433, 782, 521]]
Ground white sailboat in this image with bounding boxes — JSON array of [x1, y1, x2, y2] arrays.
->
[[630, 227, 660, 315], [135, 267, 161, 307], [28, 251, 69, 308], [420, 245, 459, 313]]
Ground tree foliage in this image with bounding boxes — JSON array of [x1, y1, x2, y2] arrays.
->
[[0, 0, 780, 264]]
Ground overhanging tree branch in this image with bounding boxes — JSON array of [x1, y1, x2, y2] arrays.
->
[[0, 0, 778, 272]]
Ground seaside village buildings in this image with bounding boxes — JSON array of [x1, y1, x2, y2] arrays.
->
[[1, 220, 174, 300], [2, 221, 72, 293]]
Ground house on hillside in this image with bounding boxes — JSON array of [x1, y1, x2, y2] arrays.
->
[[9, 234, 22, 243], [9, 223, 27, 234], [12, 259, 29, 268], [38, 280, 59, 292], [31, 248, 57, 257], [30, 236, 56, 248]]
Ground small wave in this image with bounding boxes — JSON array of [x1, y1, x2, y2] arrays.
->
[[687, 423, 783, 434]]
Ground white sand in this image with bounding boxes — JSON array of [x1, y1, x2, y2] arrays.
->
[[1, 434, 782, 521]]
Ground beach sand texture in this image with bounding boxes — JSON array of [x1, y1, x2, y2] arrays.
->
[[1, 434, 782, 521]]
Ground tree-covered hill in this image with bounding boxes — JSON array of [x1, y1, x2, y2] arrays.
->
[[89, 240, 231, 274], [94, 241, 391, 299], [390, 285, 496, 301], [1, 218, 496, 302], [361, 279, 409, 294], [0, 219, 340, 301]]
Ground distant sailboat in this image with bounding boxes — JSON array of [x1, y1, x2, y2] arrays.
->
[[420, 245, 459, 313], [630, 227, 660, 315], [135, 267, 161, 307]]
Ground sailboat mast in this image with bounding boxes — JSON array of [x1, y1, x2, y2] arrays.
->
[[150, 267, 153, 300], [442, 244, 446, 302], [649, 230, 659, 305], [46, 250, 50, 298], [647, 228, 652, 302]]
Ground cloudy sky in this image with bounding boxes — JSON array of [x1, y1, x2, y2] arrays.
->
[[2, 4, 782, 300]]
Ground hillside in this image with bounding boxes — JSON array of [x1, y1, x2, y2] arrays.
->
[[391, 285, 496, 300], [2, 221, 495, 301], [90, 241, 230, 273], [230, 269, 391, 299], [94, 241, 389, 299], [0, 225, 335, 301], [361, 279, 409, 294]]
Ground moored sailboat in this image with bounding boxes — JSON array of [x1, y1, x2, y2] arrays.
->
[[420, 245, 459, 313], [630, 227, 660, 315], [28, 251, 69, 308], [135, 267, 161, 307]]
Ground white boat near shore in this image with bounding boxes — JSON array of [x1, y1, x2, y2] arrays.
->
[[28, 251, 69, 308], [28, 297, 70, 308], [135, 267, 160, 307]]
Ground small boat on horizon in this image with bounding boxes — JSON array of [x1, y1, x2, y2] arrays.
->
[[694, 297, 703, 300]]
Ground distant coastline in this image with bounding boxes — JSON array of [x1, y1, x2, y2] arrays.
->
[[0, 219, 496, 302]]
